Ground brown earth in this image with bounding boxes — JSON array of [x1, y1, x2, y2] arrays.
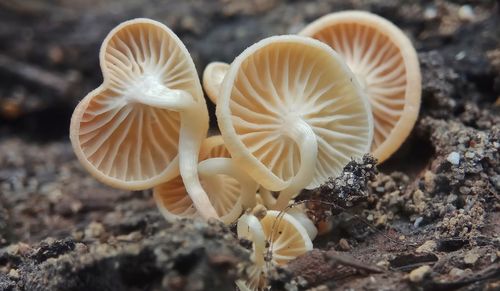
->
[[0, 0, 499, 290]]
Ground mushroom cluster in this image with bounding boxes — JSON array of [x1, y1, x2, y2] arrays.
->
[[70, 11, 420, 291]]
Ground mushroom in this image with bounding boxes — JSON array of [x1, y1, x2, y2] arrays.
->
[[299, 11, 421, 163], [154, 135, 258, 224], [202, 62, 229, 104], [236, 209, 313, 289], [216, 35, 373, 210], [69, 18, 218, 219], [257, 189, 317, 240]]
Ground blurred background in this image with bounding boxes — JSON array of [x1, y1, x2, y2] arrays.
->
[[0, 1, 499, 290], [0, 0, 498, 260]]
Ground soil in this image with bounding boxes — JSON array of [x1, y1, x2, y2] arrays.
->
[[0, 0, 499, 290]]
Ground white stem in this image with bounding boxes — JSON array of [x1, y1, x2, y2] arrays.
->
[[198, 157, 259, 210], [178, 104, 219, 220], [237, 214, 266, 266], [259, 188, 276, 208], [273, 118, 317, 210]]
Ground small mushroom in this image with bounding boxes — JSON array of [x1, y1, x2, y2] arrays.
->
[[257, 190, 317, 240], [299, 11, 421, 163], [69, 19, 218, 219], [236, 209, 313, 289], [202, 62, 230, 104], [216, 35, 373, 210], [154, 135, 258, 224], [286, 206, 318, 240]]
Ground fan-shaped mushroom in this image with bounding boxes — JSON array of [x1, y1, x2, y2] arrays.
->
[[299, 11, 421, 163], [236, 209, 313, 290], [154, 135, 258, 224], [202, 62, 230, 104], [70, 19, 218, 219], [257, 189, 317, 239], [216, 35, 373, 210]]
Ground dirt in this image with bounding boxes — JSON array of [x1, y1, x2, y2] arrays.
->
[[0, 0, 499, 290]]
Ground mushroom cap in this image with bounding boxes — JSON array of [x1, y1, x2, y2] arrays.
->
[[202, 62, 230, 104], [263, 210, 313, 265], [216, 35, 373, 191], [70, 18, 204, 190], [154, 135, 243, 224], [299, 11, 421, 163], [286, 207, 318, 240], [238, 210, 313, 266]]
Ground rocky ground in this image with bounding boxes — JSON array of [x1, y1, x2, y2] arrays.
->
[[0, 0, 499, 290]]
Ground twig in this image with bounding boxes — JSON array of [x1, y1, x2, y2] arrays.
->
[[0, 54, 75, 95], [324, 251, 384, 274]]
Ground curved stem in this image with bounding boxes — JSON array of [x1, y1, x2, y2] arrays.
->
[[198, 157, 259, 210], [237, 214, 266, 266], [273, 118, 318, 210], [178, 103, 219, 220]]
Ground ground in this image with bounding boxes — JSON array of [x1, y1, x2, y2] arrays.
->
[[0, 0, 499, 290]]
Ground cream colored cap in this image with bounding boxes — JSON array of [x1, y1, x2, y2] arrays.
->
[[300, 11, 421, 163], [216, 35, 373, 193]]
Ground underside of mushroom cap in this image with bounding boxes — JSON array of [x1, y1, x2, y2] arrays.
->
[[299, 11, 421, 163], [263, 210, 313, 265], [70, 18, 205, 190], [216, 35, 373, 191]]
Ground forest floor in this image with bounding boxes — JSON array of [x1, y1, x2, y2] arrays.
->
[[0, 0, 499, 290]]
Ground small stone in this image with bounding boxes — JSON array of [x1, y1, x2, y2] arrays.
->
[[447, 194, 458, 203], [376, 214, 387, 226], [465, 151, 475, 159], [338, 238, 351, 251], [116, 231, 142, 242], [458, 5, 475, 21], [447, 152, 460, 165], [413, 217, 424, 228], [8, 268, 19, 279], [376, 260, 389, 268], [449, 267, 465, 277], [416, 240, 437, 253], [84, 222, 105, 239], [464, 250, 480, 265], [409, 265, 431, 282], [459, 186, 471, 195], [423, 5, 438, 20]]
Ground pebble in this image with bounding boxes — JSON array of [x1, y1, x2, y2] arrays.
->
[[464, 250, 480, 265], [447, 152, 460, 165], [376, 214, 387, 226], [338, 238, 351, 251], [413, 217, 424, 228], [465, 151, 475, 159], [409, 265, 431, 282], [8, 268, 20, 279], [424, 5, 438, 20], [84, 222, 105, 239], [458, 5, 475, 21], [416, 240, 437, 253], [449, 267, 465, 277]]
